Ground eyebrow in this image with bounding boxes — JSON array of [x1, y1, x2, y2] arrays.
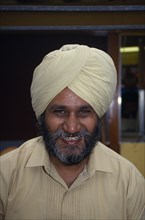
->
[[48, 105, 66, 110], [79, 105, 93, 110], [47, 104, 93, 111]]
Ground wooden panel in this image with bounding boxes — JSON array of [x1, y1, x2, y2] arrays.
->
[[107, 32, 120, 153], [0, 11, 145, 27]]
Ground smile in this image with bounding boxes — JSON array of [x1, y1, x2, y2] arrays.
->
[[63, 136, 80, 141], [60, 135, 82, 145]]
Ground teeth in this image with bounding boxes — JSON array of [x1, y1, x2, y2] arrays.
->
[[64, 137, 79, 141]]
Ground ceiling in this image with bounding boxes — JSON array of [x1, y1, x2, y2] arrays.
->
[[0, 0, 145, 5]]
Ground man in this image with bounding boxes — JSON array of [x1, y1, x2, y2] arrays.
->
[[0, 44, 145, 220]]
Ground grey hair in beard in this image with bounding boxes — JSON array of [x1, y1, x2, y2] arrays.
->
[[38, 114, 102, 165]]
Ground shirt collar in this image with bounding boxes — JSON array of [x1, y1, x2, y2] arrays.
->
[[26, 136, 51, 170], [87, 142, 115, 175], [26, 137, 115, 174]]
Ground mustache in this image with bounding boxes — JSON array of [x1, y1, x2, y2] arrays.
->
[[38, 114, 101, 165], [50, 128, 91, 142], [38, 113, 102, 146]]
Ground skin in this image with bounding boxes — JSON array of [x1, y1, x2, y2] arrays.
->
[[44, 87, 98, 186]]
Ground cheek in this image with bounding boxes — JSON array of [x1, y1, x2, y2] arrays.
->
[[81, 118, 98, 133], [45, 116, 63, 132]]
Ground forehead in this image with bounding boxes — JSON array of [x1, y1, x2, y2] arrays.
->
[[48, 88, 90, 107]]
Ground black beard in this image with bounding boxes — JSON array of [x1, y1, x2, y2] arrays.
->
[[38, 114, 102, 166]]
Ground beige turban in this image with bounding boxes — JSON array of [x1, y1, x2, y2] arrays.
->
[[31, 44, 117, 119]]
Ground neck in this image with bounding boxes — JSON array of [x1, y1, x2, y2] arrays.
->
[[50, 155, 88, 187]]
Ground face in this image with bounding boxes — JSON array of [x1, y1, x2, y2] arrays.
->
[[39, 88, 101, 165]]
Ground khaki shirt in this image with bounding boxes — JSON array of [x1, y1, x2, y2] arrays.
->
[[0, 137, 145, 220]]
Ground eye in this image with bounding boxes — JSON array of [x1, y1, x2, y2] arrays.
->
[[78, 108, 91, 117], [54, 109, 65, 115], [53, 109, 66, 116], [80, 109, 90, 114]]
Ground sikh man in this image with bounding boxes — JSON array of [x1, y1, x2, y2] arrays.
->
[[0, 44, 145, 220]]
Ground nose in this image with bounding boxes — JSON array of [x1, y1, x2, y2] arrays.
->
[[62, 113, 81, 134]]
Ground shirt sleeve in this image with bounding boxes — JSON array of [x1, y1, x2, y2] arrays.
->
[[127, 164, 145, 220], [0, 154, 16, 220], [0, 163, 7, 219]]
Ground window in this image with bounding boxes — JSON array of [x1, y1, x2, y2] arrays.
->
[[120, 35, 145, 142]]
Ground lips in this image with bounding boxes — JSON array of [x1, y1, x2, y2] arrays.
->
[[61, 136, 82, 145]]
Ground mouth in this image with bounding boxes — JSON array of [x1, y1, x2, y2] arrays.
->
[[61, 136, 82, 145]]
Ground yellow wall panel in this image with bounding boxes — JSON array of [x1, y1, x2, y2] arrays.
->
[[121, 142, 145, 177]]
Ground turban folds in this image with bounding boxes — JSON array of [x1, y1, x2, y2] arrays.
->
[[31, 44, 117, 119]]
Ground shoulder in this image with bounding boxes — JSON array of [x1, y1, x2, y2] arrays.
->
[[96, 143, 145, 219], [95, 142, 144, 179], [93, 142, 145, 198], [0, 136, 46, 194], [0, 136, 44, 169]]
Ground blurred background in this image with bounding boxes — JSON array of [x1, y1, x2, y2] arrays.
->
[[0, 0, 145, 176]]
